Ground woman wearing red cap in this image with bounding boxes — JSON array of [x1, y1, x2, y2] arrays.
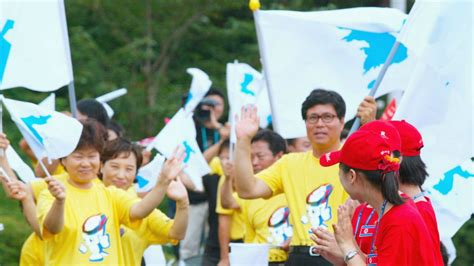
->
[[318, 130, 437, 265]]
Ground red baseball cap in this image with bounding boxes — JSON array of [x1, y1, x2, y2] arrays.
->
[[320, 130, 400, 172], [360, 120, 401, 153], [389, 120, 424, 156]]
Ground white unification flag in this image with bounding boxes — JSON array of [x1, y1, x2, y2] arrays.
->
[[150, 108, 210, 190], [96, 88, 128, 118], [39, 93, 56, 111], [226, 62, 266, 144], [394, 1, 473, 263], [5, 146, 36, 183], [0, 0, 73, 91], [2, 96, 83, 161], [256, 81, 272, 129], [135, 153, 165, 193], [255, 7, 415, 138], [183, 68, 212, 115]]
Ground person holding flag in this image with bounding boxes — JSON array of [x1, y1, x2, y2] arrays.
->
[[234, 89, 351, 265], [34, 119, 186, 265]]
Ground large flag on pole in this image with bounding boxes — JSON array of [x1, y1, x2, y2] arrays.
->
[[393, 1, 473, 262], [2, 96, 83, 161], [150, 108, 210, 190], [254, 7, 415, 138], [135, 153, 166, 193], [226, 61, 266, 145], [0, 0, 74, 91]]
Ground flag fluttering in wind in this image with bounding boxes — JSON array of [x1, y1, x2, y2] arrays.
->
[[393, 1, 473, 262], [2, 96, 83, 161], [96, 88, 128, 118], [39, 93, 56, 111], [0, 0, 73, 91], [149, 108, 210, 190], [135, 153, 166, 193], [183, 68, 212, 115], [254, 7, 415, 138], [5, 146, 36, 183]]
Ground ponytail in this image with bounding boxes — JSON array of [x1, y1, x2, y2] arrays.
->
[[340, 163, 404, 205]]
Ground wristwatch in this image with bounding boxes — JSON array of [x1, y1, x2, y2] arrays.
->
[[344, 250, 358, 263]]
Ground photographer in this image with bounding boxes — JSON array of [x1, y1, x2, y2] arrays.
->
[[179, 88, 230, 264]]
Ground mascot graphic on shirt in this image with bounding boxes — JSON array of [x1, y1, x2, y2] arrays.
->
[[300, 184, 333, 228], [267, 206, 293, 245], [79, 214, 111, 262]]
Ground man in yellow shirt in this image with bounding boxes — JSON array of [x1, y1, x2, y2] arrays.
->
[[221, 129, 291, 266], [234, 89, 362, 265]]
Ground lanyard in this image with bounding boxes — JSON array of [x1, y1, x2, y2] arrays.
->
[[201, 127, 220, 151], [413, 191, 425, 201], [354, 205, 376, 237], [369, 200, 388, 255]]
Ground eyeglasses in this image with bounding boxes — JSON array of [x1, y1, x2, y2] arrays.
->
[[306, 113, 337, 124]]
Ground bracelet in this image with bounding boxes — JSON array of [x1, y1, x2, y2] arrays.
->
[[344, 250, 358, 263]]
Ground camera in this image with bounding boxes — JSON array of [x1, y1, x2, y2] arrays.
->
[[195, 97, 217, 124]]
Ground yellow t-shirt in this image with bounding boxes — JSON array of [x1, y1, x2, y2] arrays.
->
[[20, 233, 44, 266], [216, 175, 245, 241], [37, 173, 141, 265], [121, 188, 177, 266], [256, 151, 348, 246], [241, 194, 290, 262], [30, 173, 101, 200], [209, 157, 224, 176]]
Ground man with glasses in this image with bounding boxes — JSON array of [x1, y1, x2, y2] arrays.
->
[[233, 89, 375, 265]]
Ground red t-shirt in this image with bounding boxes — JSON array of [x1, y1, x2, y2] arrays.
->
[[374, 201, 437, 266], [351, 203, 378, 255], [415, 197, 444, 266]]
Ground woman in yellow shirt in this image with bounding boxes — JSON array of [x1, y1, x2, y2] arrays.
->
[[100, 137, 188, 266], [36, 119, 185, 265]]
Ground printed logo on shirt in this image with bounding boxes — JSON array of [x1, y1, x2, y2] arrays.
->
[[79, 214, 111, 262], [267, 206, 293, 245], [300, 184, 334, 228], [359, 225, 376, 237], [367, 253, 377, 265]]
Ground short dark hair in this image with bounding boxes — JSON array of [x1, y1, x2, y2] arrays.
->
[[399, 155, 428, 187], [77, 99, 110, 127], [218, 139, 230, 155], [205, 88, 225, 100], [107, 120, 125, 138], [251, 129, 287, 155], [75, 119, 108, 155], [101, 138, 143, 173], [301, 89, 346, 120], [340, 163, 404, 206]]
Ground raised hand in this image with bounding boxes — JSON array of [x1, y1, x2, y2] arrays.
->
[[158, 147, 186, 187], [357, 96, 377, 125], [235, 105, 260, 141], [166, 177, 188, 203], [45, 176, 66, 202]]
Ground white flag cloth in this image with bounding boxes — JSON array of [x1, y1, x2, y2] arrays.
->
[[394, 1, 473, 263], [5, 146, 36, 183], [96, 88, 128, 118], [0, 0, 73, 91], [256, 81, 272, 129], [135, 153, 165, 193], [39, 93, 56, 111], [226, 62, 266, 144], [183, 68, 212, 115], [2, 96, 83, 161], [150, 108, 210, 190], [255, 7, 415, 138]]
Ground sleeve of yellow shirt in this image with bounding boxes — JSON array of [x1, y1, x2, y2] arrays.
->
[[145, 209, 178, 245], [216, 175, 234, 215], [30, 179, 47, 201], [209, 157, 224, 176], [36, 189, 56, 240], [255, 155, 286, 196]]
